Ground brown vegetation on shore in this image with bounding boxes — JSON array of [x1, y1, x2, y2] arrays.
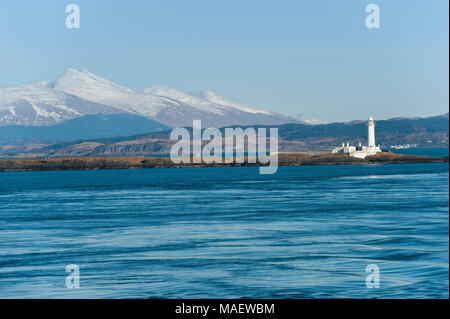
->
[[0, 152, 447, 172]]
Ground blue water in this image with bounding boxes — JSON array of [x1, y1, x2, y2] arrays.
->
[[0, 150, 448, 298], [387, 147, 448, 157]]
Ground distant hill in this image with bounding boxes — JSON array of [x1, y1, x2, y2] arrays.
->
[[0, 113, 447, 158], [273, 112, 449, 149], [0, 114, 169, 142], [82, 112, 448, 149]]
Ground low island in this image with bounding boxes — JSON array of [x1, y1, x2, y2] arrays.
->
[[0, 152, 447, 172]]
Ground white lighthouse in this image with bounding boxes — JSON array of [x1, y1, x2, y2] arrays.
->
[[332, 115, 381, 158], [367, 116, 375, 148]]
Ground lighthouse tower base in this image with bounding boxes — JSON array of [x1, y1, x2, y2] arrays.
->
[[348, 147, 381, 159], [332, 144, 381, 159]]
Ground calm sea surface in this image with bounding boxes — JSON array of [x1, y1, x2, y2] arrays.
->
[[0, 148, 448, 298]]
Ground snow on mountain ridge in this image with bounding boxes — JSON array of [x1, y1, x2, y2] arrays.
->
[[51, 69, 275, 117], [1, 68, 299, 127], [49, 69, 181, 118], [0, 80, 124, 126], [193, 90, 271, 115], [48, 68, 134, 104], [142, 85, 226, 115]]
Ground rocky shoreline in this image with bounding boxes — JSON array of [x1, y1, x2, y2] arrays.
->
[[0, 152, 447, 172]]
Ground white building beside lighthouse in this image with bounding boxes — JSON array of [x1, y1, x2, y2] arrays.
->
[[332, 116, 382, 159]]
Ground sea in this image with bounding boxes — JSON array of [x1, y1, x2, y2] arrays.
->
[[0, 148, 448, 298]]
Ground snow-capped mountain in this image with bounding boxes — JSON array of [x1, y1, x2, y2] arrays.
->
[[192, 90, 271, 115], [1, 68, 299, 128], [47, 69, 174, 118], [0, 81, 122, 126]]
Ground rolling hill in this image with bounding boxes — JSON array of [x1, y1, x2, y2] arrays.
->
[[1, 113, 447, 158], [0, 114, 168, 142]]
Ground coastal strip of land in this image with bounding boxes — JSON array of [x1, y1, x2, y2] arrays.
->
[[0, 152, 447, 172]]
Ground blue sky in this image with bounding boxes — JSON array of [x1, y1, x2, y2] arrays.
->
[[0, 0, 448, 121]]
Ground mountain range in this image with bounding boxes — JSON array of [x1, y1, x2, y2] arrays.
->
[[1, 68, 298, 128], [1, 68, 448, 158], [1, 113, 447, 158]]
